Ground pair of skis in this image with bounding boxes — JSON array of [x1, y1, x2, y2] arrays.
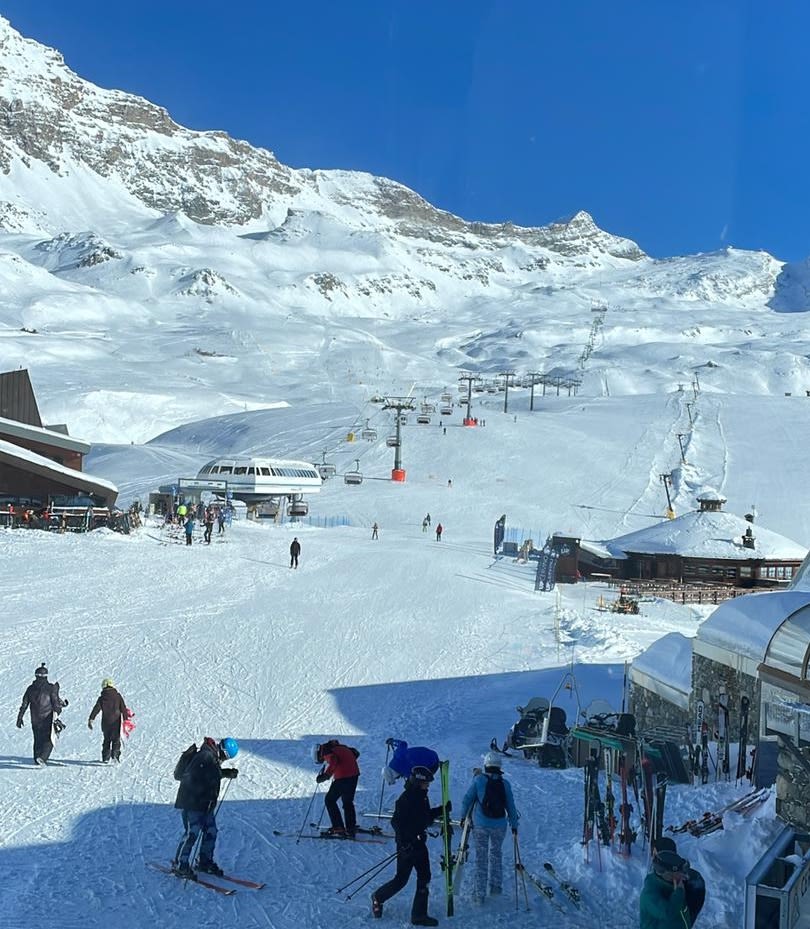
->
[[518, 860, 582, 913], [148, 861, 264, 896], [666, 786, 770, 836]]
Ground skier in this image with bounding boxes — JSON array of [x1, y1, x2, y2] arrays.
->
[[422, 518, 428, 533], [172, 736, 239, 878], [425, 514, 431, 527], [459, 752, 519, 903], [177, 502, 188, 525], [217, 507, 226, 535], [372, 522, 379, 540], [290, 537, 301, 569], [16, 663, 68, 765], [314, 739, 360, 836], [203, 506, 214, 544], [435, 524, 443, 542], [639, 849, 692, 928], [184, 515, 195, 546], [87, 678, 130, 763], [652, 838, 705, 926], [383, 738, 440, 785], [371, 765, 446, 926]]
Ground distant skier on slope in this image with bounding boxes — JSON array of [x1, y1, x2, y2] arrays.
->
[[314, 739, 360, 836], [184, 515, 195, 546], [435, 523, 443, 542], [87, 678, 130, 763], [172, 736, 239, 879], [383, 738, 440, 785], [16, 663, 68, 765], [459, 752, 519, 903], [371, 765, 446, 926], [290, 537, 301, 569]]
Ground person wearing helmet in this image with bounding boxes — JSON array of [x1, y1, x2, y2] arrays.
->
[[371, 765, 447, 927], [171, 736, 239, 879], [16, 663, 68, 766], [459, 752, 519, 904], [314, 739, 360, 836], [88, 678, 130, 763], [640, 847, 692, 928]]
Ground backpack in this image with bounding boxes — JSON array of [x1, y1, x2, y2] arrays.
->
[[480, 774, 507, 819], [174, 743, 198, 781]]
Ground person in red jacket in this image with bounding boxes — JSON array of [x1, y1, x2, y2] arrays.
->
[[314, 739, 360, 836]]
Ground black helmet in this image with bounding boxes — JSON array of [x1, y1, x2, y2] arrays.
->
[[35, 663, 48, 678], [652, 850, 687, 877], [409, 765, 434, 784]]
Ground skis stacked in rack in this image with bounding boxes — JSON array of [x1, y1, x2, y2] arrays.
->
[[666, 787, 770, 837]]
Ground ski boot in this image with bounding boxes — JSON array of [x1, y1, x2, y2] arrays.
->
[[411, 888, 439, 926], [371, 894, 383, 918], [172, 861, 196, 880], [197, 861, 224, 877]]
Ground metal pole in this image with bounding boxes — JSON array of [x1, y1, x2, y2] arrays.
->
[[676, 434, 687, 464]]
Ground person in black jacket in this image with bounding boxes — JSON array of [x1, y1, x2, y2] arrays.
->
[[17, 663, 68, 765], [371, 765, 446, 927], [88, 678, 129, 763], [172, 736, 239, 878], [290, 537, 301, 569]]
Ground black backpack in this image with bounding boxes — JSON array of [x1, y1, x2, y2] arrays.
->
[[480, 774, 507, 819], [174, 743, 198, 781]]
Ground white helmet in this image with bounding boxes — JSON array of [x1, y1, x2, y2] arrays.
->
[[483, 752, 502, 770]]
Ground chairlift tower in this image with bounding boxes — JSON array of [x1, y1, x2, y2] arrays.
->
[[526, 372, 543, 411], [499, 370, 516, 414], [660, 472, 675, 519], [382, 396, 416, 481], [458, 371, 482, 425]]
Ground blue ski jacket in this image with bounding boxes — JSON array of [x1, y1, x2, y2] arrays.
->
[[460, 771, 519, 830]]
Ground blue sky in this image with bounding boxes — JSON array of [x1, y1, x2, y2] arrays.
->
[[3, 1, 810, 260]]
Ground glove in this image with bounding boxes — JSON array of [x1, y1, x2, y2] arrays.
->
[[16, 718, 23, 729], [62, 699, 69, 707], [222, 768, 238, 779], [316, 773, 328, 783], [88, 721, 93, 730], [444, 800, 452, 814]]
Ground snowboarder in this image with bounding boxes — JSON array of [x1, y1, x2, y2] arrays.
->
[[16, 663, 68, 765], [87, 678, 130, 763], [184, 516, 195, 546], [371, 765, 446, 926], [639, 849, 692, 929], [372, 522, 379, 540], [314, 739, 360, 836], [383, 738, 440, 785], [435, 524, 443, 542], [172, 736, 239, 878], [459, 752, 519, 903], [290, 537, 301, 568]]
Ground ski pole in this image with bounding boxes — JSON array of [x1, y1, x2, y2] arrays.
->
[[513, 833, 530, 912], [297, 781, 321, 845], [336, 850, 399, 894], [338, 851, 399, 899], [376, 741, 392, 821]]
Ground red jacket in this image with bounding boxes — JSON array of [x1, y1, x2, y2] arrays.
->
[[322, 743, 360, 780]]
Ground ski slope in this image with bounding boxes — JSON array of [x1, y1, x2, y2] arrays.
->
[[1, 390, 798, 929]]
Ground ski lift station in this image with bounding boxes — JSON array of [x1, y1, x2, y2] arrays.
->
[[194, 457, 322, 512]]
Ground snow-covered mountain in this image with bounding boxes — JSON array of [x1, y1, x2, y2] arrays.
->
[[0, 13, 808, 446]]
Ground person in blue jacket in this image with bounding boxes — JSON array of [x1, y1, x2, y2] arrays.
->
[[459, 752, 519, 904], [383, 738, 440, 785]]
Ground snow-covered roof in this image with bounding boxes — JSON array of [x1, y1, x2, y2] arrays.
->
[[579, 538, 626, 560], [630, 632, 692, 709], [696, 590, 810, 664], [605, 509, 807, 562], [0, 437, 117, 502], [0, 415, 90, 454]]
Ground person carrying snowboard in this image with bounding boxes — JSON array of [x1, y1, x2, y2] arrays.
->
[[16, 663, 68, 765], [459, 752, 519, 903], [371, 765, 447, 926], [290, 536, 301, 568], [87, 678, 130, 763], [314, 739, 360, 836], [172, 736, 239, 878]]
